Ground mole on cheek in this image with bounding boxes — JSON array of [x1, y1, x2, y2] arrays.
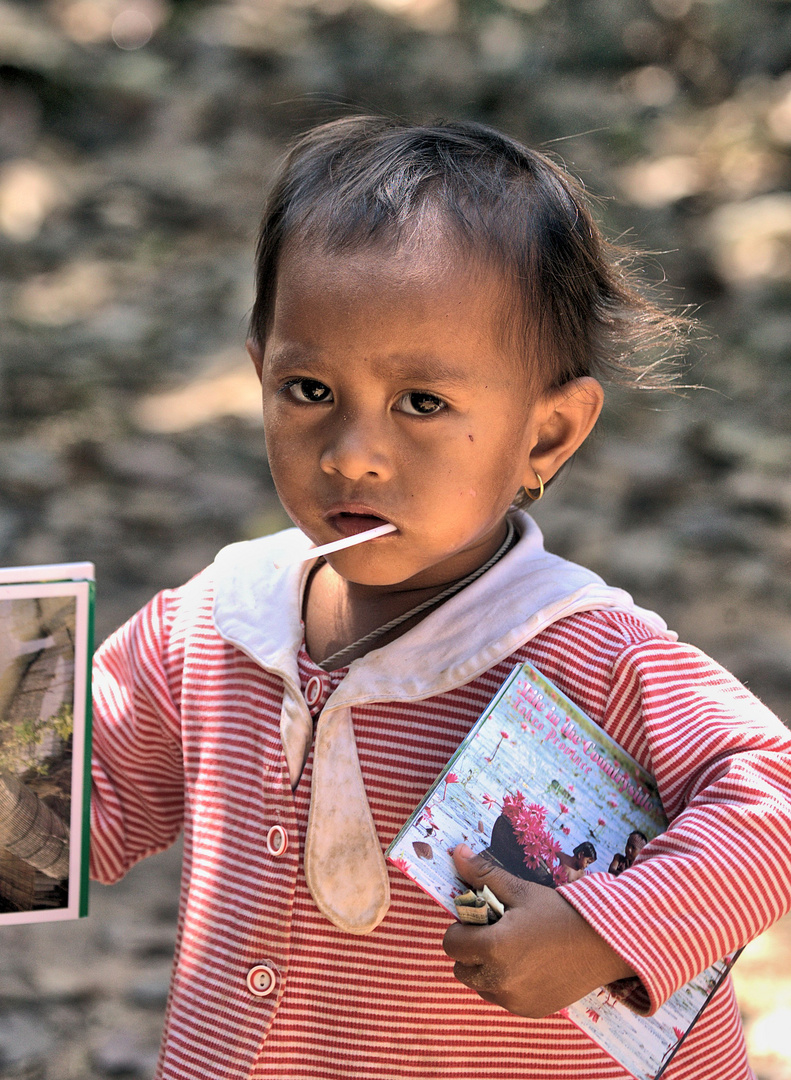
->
[[468, 434, 474, 442]]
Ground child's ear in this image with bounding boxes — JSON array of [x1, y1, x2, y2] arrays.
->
[[246, 338, 265, 382], [524, 377, 604, 487]]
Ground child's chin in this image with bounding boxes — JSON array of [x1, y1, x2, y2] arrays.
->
[[326, 556, 411, 588]]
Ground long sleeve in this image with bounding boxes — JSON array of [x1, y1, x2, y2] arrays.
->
[[556, 635, 791, 1014], [90, 587, 186, 884]]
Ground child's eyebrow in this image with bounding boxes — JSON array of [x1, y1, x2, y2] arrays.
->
[[267, 348, 481, 388], [380, 357, 478, 387]]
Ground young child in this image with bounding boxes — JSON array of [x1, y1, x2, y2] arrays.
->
[[90, 116, 791, 1080]]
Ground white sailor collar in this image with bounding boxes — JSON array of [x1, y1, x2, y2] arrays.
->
[[211, 510, 674, 705]]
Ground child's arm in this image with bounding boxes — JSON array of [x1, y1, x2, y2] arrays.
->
[[90, 586, 187, 884], [443, 845, 636, 1017]]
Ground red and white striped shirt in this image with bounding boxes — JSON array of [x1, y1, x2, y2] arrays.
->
[[91, 517, 791, 1079]]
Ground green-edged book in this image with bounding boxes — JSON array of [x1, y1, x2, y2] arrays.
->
[[0, 562, 94, 924]]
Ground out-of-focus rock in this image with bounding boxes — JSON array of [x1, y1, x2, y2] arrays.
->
[[0, 158, 63, 241], [687, 420, 791, 473], [708, 194, 791, 285], [91, 1030, 160, 1077], [100, 437, 192, 484], [13, 260, 115, 326], [125, 967, 172, 1009], [134, 352, 262, 432], [0, 1010, 55, 1066], [0, 441, 68, 496], [619, 154, 703, 208]]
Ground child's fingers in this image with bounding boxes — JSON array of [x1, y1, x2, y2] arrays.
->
[[443, 920, 491, 967], [443, 926, 511, 999], [443, 892, 530, 970], [449, 959, 500, 1000]]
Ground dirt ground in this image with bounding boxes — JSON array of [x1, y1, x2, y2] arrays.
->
[[732, 912, 791, 1080], [2, 0, 791, 1075]]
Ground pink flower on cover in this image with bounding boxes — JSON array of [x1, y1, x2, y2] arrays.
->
[[545, 836, 562, 860], [559, 803, 569, 815], [598, 818, 606, 827], [482, 793, 498, 810], [502, 791, 571, 881], [440, 773, 459, 801], [521, 838, 544, 868], [489, 730, 510, 763], [561, 825, 570, 835], [672, 1026, 685, 1041], [391, 856, 410, 873], [585, 1007, 600, 1023], [520, 721, 529, 731]]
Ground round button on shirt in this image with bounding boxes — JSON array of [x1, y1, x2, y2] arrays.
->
[[246, 963, 278, 998]]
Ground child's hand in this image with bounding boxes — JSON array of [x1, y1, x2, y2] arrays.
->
[[442, 844, 636, 1018]]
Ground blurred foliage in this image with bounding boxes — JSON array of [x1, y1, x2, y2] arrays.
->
[[0, 700, 72, 775], [52, 699, 74, 742], [1, 716, 47, 774]]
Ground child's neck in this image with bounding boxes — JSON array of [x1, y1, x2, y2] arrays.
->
[[303, 564, 456, 670]]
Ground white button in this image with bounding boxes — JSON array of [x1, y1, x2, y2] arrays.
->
[[304, 675, 323, 709], [266, 824, 288, 857], [246, 962, 277, 998]]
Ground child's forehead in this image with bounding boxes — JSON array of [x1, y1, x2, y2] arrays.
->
[[276, 231, 505, 316], [268, 236, 538, 385]]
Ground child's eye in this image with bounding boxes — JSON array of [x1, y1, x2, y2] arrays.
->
[[283, 378, 333, 404], [396, 392, 446, 416]]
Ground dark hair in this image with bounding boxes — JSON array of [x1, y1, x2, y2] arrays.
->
[[573, 841, 597, 862], [250, 115, 683, 395], [627, 830, 648, 843]]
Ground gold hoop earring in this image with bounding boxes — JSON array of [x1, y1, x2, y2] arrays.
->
[[525, 473, 544, 502]]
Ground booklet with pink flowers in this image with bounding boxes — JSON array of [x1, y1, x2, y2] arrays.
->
[[386, 658, 736, 1080]]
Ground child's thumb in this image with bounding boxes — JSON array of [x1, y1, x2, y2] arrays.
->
[[451, 844, 527, 910]]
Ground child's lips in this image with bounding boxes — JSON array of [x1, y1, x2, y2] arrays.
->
[[326, 511, 393, 538]]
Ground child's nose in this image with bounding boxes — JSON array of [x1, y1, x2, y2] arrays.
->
[[320, 413, 393, 482]]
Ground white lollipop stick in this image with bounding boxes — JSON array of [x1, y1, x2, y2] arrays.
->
[[278, 522, 397, 566]]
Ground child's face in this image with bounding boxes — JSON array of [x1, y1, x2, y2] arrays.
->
[[625, 834, 646, 865], [251, 237, 600, 590]]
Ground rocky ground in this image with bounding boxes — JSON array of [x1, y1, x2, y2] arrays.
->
[[1, 0, 791, 1075]]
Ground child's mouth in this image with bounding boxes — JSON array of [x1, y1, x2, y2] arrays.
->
[[328, 512, 391, 538]]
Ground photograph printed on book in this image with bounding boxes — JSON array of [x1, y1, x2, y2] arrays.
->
[[0, 564, 94, 925], [387, 660, 734, 1080]]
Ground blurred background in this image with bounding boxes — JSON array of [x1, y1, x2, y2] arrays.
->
[[1, 0, 791, 1075]]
